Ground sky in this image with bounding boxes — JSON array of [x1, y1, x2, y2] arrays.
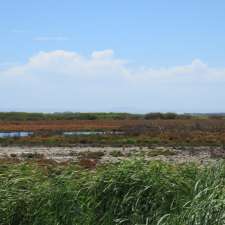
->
[[0, 0, 225, 113]]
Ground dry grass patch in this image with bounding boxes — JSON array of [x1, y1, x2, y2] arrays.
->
[[77, 151, 105, 160], [147, 148, 177, 157]]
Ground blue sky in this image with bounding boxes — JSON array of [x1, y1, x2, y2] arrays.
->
[[0, 0, 225, 113]]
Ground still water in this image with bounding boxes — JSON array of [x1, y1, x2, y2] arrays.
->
[[0, 132, 33, 138], [0, 131, 124, 138], [63, 131, 124, 136]]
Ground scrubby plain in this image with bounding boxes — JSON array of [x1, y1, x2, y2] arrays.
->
[[1, 117, 225, 146]]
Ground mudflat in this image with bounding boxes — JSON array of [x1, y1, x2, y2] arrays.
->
[[0, 146, 224, 164]]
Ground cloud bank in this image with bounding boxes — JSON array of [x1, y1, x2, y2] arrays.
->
[[0, 49, 225, 112]]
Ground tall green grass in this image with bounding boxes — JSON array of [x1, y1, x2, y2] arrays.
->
[[1, 160, 225, 225]]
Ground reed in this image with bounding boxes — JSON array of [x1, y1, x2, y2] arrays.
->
[[1, 160, 225, 225]]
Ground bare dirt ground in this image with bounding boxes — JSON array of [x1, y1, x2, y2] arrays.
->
[[0, 146, 225, 165]]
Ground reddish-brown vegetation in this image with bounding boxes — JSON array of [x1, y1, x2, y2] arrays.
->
[[1, 119, 225, 146], [0, 120, 129, 131], [0, 119, 225, 132]]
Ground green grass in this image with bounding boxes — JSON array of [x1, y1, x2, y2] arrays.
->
[[1, 160, 225, 225]]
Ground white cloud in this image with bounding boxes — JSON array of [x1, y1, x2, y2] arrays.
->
[[33, 36, 69, 41], [91, 49, 114, 59], [0, 61, 20, 69], [1, 50, 225, 112]]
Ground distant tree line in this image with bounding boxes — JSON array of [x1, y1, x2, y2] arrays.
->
[[143, 112, 192, 120], [0, 112, 224, 121], [0, 112, 140, 121]]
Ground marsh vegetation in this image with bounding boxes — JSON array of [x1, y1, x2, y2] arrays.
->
[[1, 160, 225, 225], [1, 112, 225, 224]]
